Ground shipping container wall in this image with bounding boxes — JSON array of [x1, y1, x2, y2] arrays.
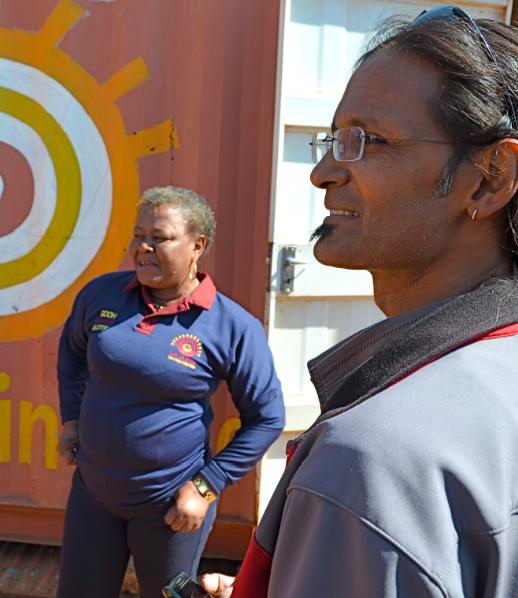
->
[[0, 0, 280, 559]]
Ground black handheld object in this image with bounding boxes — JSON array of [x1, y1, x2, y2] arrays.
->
[[162, 572, 213, 598]]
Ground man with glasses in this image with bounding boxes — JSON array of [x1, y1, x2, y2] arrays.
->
[[202, 5, 518, 597]]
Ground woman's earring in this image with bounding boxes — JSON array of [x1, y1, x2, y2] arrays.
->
[[471, 208, 478, 221], [189, 261, 198, 280]]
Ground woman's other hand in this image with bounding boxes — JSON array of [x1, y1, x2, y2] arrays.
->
[[164, 480, 209, 532], [58, 420, 79, 465], [199, 573, 235, 597]]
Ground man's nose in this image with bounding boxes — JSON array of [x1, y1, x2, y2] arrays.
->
[[310, 154, 350, 189]]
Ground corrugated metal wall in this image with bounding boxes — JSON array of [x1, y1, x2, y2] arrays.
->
[[0, 0, 280, 559]]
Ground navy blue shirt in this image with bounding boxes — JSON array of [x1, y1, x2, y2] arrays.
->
[[58, 271, 285, 508]]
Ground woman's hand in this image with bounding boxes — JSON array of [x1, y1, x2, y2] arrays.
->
[[199, 573, 235, 597], [164, 481, 209, 532], [58, 420, 79, 465]]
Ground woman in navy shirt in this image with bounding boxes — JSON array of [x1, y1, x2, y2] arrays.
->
[[57, 186, 285, 598]]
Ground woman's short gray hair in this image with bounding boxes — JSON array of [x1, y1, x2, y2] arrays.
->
[[138, 186, 216, 251]]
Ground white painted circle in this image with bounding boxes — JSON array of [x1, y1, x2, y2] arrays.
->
[[0, 58, 113, 315], [0, 175, 3, 200], [0, 113, 56, 260]]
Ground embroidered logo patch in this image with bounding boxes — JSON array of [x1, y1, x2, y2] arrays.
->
[[99, 309, 118, 320], [90, 308, 118, 331], [168, 334, 203, 369]]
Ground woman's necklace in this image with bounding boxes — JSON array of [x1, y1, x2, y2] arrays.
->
[[151, 279, 199, 311]]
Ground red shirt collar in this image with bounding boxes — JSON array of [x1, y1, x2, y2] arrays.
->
[[124, 272, 216, 314]]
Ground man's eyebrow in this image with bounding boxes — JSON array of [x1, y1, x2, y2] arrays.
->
[[331, 115, 387, 132], [351, 117, 381, 129]]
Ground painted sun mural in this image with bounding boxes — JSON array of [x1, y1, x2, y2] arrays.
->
[[0, 0, 179, 340]]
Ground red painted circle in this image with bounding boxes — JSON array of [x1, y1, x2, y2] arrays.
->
[[0, 141, 35, 237]]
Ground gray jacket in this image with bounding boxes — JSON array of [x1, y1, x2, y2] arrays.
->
[[261, 334, 518, 597], [234, 279, 518, 598]]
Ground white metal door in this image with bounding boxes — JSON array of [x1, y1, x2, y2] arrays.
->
[[259, 0, 514, 514]]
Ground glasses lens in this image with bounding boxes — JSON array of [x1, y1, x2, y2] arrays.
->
[[311, 132, 332, 163], [334, 127, 363, 161]]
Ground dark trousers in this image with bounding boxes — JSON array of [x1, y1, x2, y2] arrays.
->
[[58, 470, 217, 598]]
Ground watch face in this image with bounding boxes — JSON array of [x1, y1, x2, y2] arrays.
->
[[193, 476, 217, 502]]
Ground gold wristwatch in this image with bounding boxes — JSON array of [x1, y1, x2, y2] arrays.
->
[[191, 474, 218, 504]]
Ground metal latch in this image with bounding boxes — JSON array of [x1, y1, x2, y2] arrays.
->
[[280, 246, 308, 293]]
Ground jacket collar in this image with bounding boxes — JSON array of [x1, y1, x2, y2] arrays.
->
[[309, 276, 518, 420]]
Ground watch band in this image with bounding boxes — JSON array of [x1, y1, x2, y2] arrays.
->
[[192, 474, 218, 504]]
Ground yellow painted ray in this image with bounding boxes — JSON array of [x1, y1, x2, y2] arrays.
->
[[129, 119, 180, 158], [38, 0, 85, 50], [103, 57, 149, 102]]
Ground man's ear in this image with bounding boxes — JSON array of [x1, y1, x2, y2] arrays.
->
[[469, 139, 518, 220]]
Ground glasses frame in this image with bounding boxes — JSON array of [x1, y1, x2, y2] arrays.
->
[[309, 127, 459, 164], [413, 4, 517, 129]]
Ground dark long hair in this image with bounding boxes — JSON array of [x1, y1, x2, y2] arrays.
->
[[356, 14, 518, 257]]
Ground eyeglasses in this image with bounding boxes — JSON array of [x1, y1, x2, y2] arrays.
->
[[413, 4, 517, 129], [310, 127, 457, 164]]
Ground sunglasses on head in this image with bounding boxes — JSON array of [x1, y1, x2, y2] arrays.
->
[[412, 4, 517, 129]]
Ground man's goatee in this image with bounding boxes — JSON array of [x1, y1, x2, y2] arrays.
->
[[310, 223, 333, 243]]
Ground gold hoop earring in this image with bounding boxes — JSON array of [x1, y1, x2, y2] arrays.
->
[[471, 209, 478, 221]]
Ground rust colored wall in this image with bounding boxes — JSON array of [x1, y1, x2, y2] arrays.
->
[[0, 0, 280, 558]]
